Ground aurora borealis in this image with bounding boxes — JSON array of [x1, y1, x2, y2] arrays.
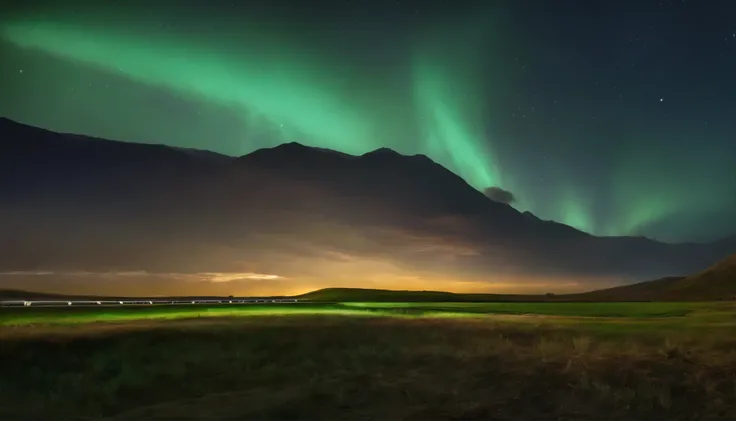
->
[[1, 0, 735, 243]]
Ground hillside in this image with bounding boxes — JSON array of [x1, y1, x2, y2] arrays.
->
[[296, 288, 512, 302], [299, 288, 582, 302], [579, 253, 736, 301], [570, 277, 687, 301], [662, 253, 736, 300]]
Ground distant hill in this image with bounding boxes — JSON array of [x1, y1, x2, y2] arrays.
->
[[0, 289, 80, 300], [298, 288, 586, 302], [569, 277, 687, 301], [302, 254, 736, 302], [579, 253, 736, 301], [297, 288, 498, 302], [2, 117, 736, 293]]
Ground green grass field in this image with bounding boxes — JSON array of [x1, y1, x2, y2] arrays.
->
[[2, 301, 736, 420], [1, 301, 724, 326]]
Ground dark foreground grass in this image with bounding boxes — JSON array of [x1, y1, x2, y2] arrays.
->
[[1, 303, 736, 420]]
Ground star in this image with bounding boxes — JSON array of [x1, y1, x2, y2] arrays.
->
[[19, 69, 23, 73], [659, 98, 664, 102]]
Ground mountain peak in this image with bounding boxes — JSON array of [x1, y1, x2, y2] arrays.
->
[[522, 211, 541, 221], [362, 147, 402, 157], [274, 141, 309, 150], [252, 142, 356, 158]]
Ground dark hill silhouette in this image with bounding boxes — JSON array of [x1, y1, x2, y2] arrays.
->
[[672, 253, 736, 299], [577, 253, 736, 301], [1, 117, 735, 291], [295, 287, 549, 302]]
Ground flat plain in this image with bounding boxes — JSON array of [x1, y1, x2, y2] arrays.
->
[[2, 301, 736, 420]]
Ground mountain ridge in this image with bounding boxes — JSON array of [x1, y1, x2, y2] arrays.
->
[[0, 115, 729, 245], [2, 116, 736, 296]]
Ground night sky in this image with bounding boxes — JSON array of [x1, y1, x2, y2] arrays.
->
[[2, 0, 735, 243]]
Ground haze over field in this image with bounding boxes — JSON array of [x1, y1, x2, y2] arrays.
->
[[2, 118, 736, 297]]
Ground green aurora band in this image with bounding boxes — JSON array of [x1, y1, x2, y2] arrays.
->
[[2, 20, 377, 154], [1, 18, 504, 208], [2, 16, 734, 242]]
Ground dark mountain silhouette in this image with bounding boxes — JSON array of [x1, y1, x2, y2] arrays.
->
[[1, 117, 735, 294], [238, 141, 531, 224]]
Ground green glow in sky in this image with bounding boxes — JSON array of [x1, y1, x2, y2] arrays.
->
[[411, 46, 500, 191], [610, 137, 735, 239], [2, 15, 734, 242], [2, 20, 380, 154], [1, 17, 502, 193]]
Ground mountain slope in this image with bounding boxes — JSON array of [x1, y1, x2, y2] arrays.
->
[[665, 253, 736, 300], [578, 253, 736, 301], [238, 142, 526, 220], [1, 117, 735, 296]]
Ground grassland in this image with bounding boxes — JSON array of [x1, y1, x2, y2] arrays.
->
[[2, 301, 736, 420]]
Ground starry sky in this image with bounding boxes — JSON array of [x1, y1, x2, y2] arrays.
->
[[1, 0, 735, 243]]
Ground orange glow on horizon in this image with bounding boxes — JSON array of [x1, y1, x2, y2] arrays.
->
[[0, 270, 626, 297]]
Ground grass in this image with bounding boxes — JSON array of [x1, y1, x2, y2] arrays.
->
[[2, 301, 736, 419], [339, 301, 718, 317], [0, 304, 371, 327]]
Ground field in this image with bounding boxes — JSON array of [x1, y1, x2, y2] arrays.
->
[[2, 301, 736, 420]]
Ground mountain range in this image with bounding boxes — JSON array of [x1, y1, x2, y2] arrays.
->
[[1, 117, 735, 296]]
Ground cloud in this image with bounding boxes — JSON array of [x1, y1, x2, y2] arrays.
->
[[0, 271, 282, 282], [483, 186, 515, 204], [0, 270, 56, 276], [203, 272, 282, 282]]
